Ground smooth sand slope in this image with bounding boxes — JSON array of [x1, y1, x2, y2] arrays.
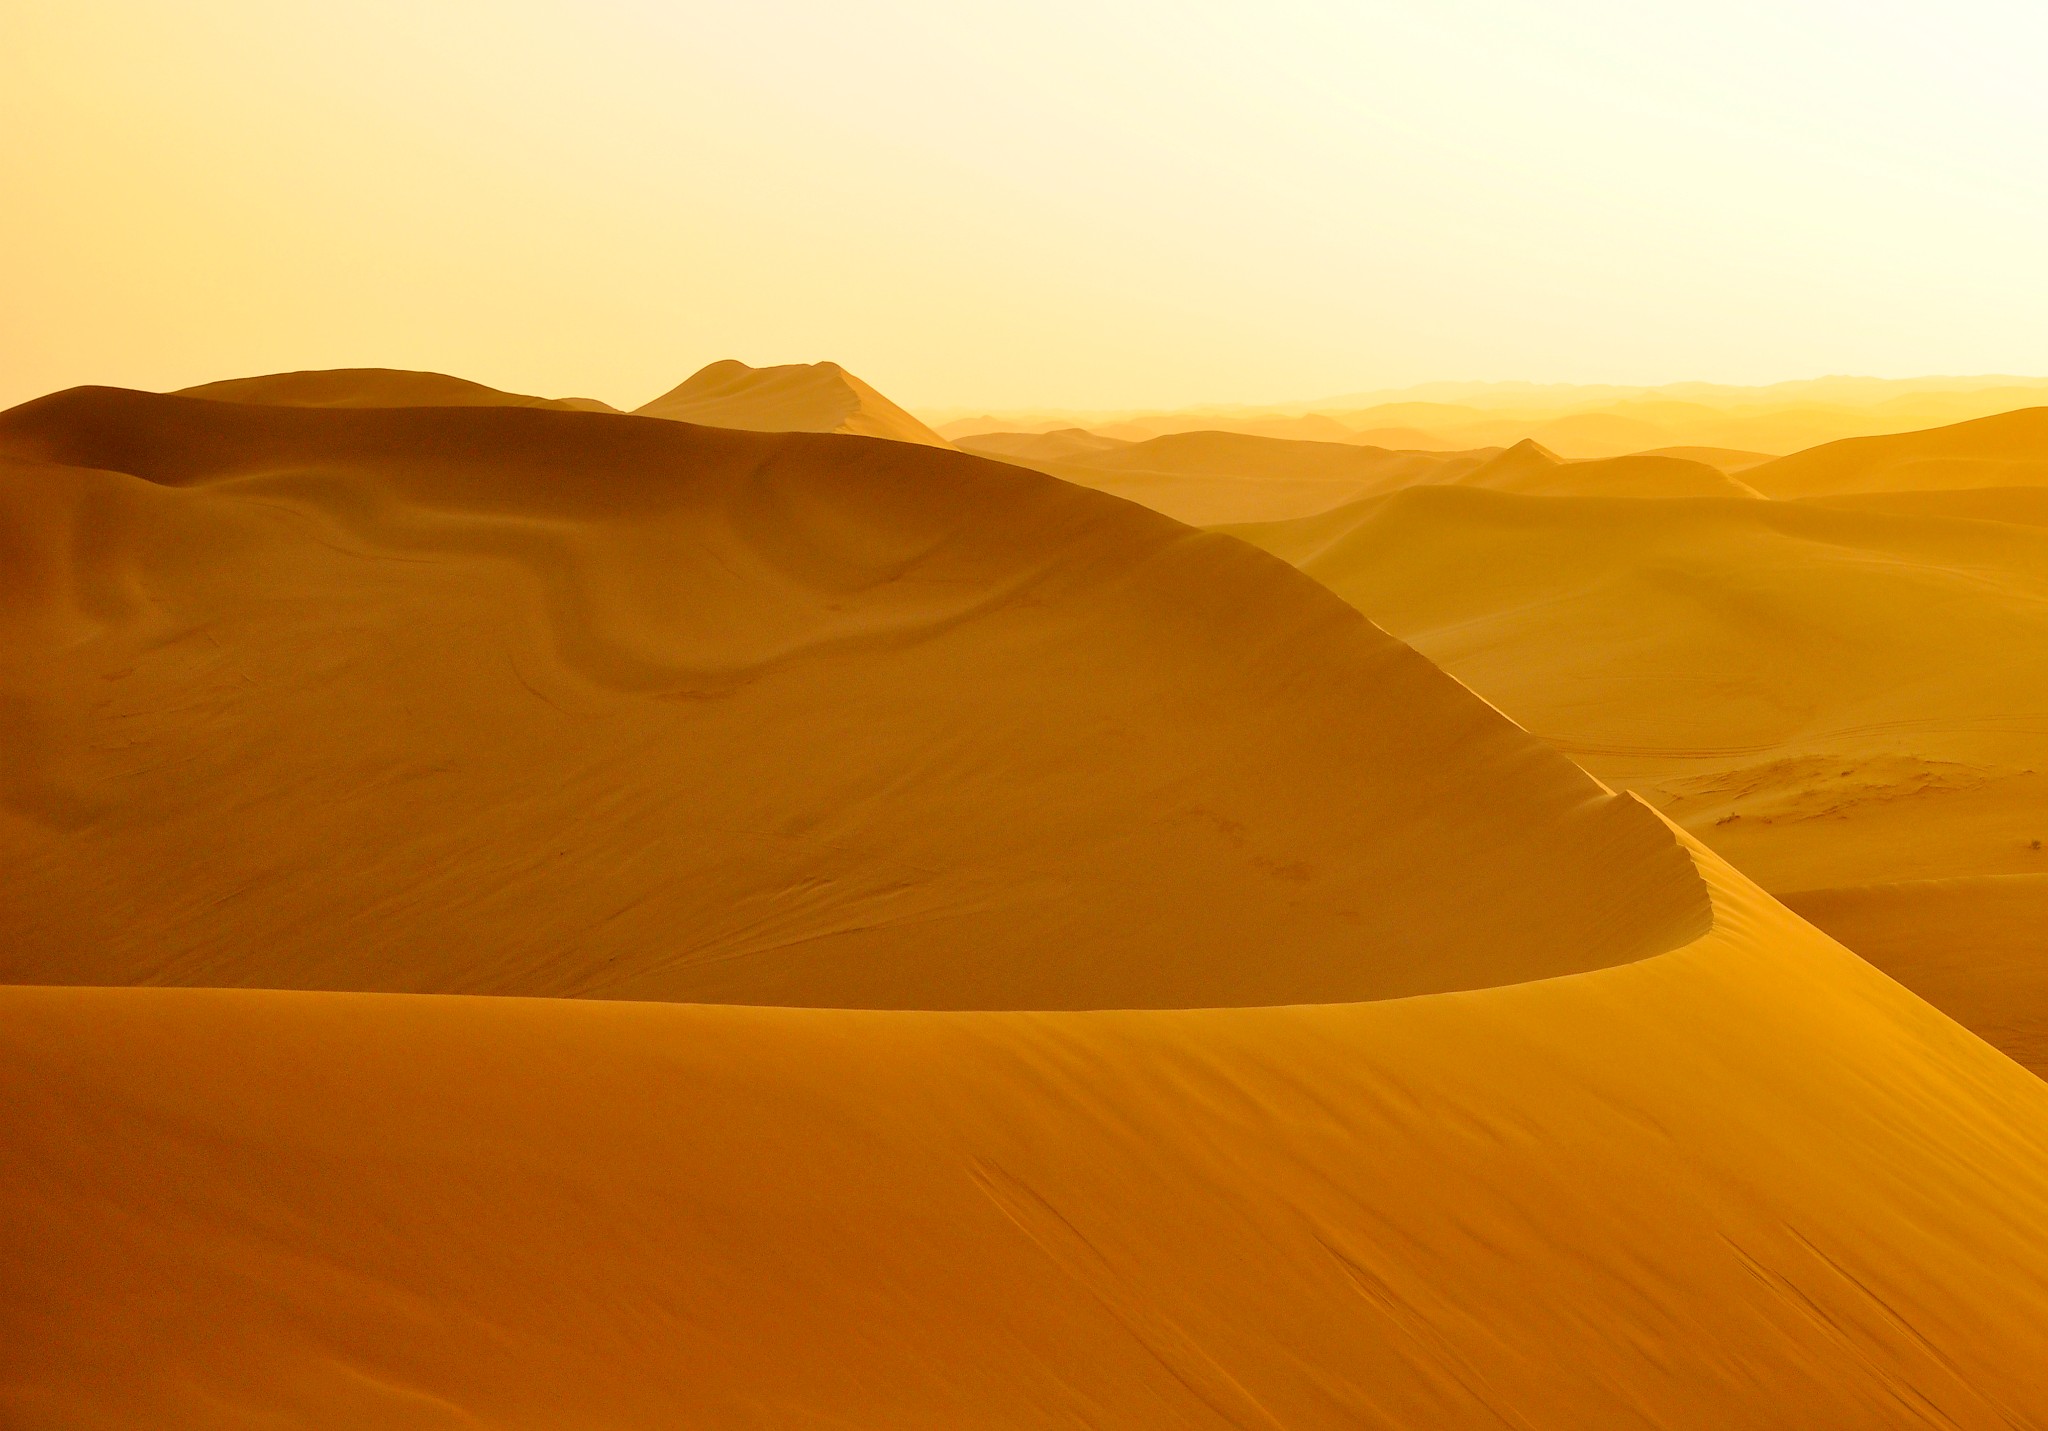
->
[[1232, 453, 2048, 1071], [1744, 405, 2048, 496], [10, 845, 2048, 1427], [0, 388, 1699, 1007], [636, 358, 952, 448], [177, 366, 619, 413]]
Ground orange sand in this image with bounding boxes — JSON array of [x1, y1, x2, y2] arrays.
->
[[7, 377, 2048, 1425]]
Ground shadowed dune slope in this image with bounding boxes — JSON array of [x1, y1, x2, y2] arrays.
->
[[1746, 406, 2048, 496], [1230, 481, 2048, 1069], [0, 388, 1703, 1008], [636, 358, 952, 448], [9, 847, 2048, 1427], [177, 367, 619, 413]]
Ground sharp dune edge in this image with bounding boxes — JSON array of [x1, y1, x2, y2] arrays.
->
[[8, 382, 2048, 1424]]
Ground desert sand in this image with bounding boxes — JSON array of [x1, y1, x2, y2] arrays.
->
[[7, 374, 2048, 1425]]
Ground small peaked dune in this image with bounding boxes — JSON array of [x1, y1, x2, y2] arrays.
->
[[176, 366, 619, 413], [0, 387, 1702, 1009], [1456, 437, 1761, 498], [1747, 405, 2048, 496], [1228, 477, 2048, 1072], [636, 358, 951, 448]]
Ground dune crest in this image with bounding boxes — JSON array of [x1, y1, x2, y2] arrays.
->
[[1231, 412, 2048, 1071], [177, 366, 619, 413], [635, 358, 952, 448]]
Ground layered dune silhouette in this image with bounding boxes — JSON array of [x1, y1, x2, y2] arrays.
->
[[0, 388, 1695, 1007], [8, 376, 2048, 1424], [178, 366, 621, 413], [939, 376, 2048, 459]]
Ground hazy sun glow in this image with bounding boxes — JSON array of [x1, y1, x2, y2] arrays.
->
[[6, 0, 2046, 410]]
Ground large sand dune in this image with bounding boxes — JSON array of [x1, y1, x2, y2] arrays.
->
[[9, 386, 2048, 1424], [0, 388, 1697, 1007]]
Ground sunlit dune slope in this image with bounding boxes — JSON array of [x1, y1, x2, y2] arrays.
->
[[0, 388, 1701, 1007], [636, 358, 952, 448], [9, 843, 2048, 1427], [177, 367, 619, 413], [1230, 479, 2048, 1068], [1746, 406, 2048, 496], [972, 429, 1492, 525]]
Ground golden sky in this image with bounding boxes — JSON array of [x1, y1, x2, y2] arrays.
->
[[6, 0, 2046, 412]]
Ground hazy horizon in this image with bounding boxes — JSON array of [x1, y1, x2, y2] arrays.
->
[[9, 1, 2047, 412]]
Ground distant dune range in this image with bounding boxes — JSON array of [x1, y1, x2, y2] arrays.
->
[[1224, 408, 2048, 1074], [10, 378, 2048, 1422], [938, 375, 2048, 459]]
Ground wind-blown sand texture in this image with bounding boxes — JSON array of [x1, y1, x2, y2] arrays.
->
[[6, 385, 2048, 1425]]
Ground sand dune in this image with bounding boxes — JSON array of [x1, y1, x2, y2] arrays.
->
[[956, 426, 1135, 461], [177, 366, 620, 413], [932, 378, 2048, 461], [971, 429, 1493, 525], [636, 358, 952, 448], [10, 840, 2048, 1426], [1745, 406, 2048, 496], [0, 387, 1699, 1007], [1454, 437, 1762, 499], [1785, 876, 2048, 1075], [1231, 461, 2048, 1070], [1640, 444, 1777, 472], [10, 384, 2048, 1423]]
